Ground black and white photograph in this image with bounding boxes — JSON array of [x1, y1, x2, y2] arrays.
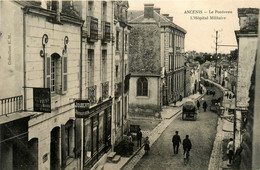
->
[[0, 0, 260, 169]]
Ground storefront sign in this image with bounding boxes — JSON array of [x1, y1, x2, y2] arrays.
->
[[75, 98, 112, 118], [33, 88, 51, 113], [75, 100, 90, 118]]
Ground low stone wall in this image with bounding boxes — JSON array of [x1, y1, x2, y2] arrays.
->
[[129, 104, 162, 118]]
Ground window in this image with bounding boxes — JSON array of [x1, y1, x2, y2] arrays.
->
[[125, 34, 128, 51], [45, 53, 67, 94], [102, 50, 107, 82], [116, 65, 119, 79], [88, 1, 94, 16], [102, 2, 107, 21], [116, 101, 120, 126], [61, 120, 75, 167], [98, 112, 104, 149], [64, 121, 74, 159], [88, 50, 94, 86], [84, 119, 92, 162], [137, 77, 148, 96], [47, 0, 58, 11], [116, 31, 119, 50]]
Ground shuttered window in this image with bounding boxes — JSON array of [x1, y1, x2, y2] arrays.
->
[[45, 55, 51, 88], [45, 53, 67, 94], [62, 54, 68, 94]]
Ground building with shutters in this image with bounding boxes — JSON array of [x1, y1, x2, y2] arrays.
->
[[0, 1, 130, 170], [128, 4, 186, 118]]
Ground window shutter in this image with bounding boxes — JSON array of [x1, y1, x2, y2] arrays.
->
[[75, 118, 81, 158], [61, 124, 67, 168], [45, 54, 51, 88], [62, 54, 68, 94]]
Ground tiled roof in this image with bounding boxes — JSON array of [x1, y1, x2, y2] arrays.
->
[[129, 10, 186, 33]]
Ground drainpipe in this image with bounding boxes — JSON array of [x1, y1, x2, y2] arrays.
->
[[121, 25, 125, 139], [80, 27, 83, 99], [111, 1, 115, 151], [23, 9, 28, 111]]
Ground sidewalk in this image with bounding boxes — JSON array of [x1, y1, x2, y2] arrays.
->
[[204, 78, 235, 170], [104, 92, 205, 170]]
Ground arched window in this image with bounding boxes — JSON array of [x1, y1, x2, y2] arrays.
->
[[137, 77, 148, 96]]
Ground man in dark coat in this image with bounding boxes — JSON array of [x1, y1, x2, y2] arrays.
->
[[183, 135, 192, 155], [203, 101, 208, 112], [197, 101, 201, 110], [137, 128, 142, 147], [172, 131, 181, 154]]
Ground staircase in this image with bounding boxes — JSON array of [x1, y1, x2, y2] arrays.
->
[[107, 152, 121, 163]]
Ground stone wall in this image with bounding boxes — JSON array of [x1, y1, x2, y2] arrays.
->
[[129, 24, 161, 74]]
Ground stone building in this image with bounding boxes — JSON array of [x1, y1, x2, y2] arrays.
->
[[128, 4, 186, 117], [0, 1, 130, 170], [234, 8, 259, 169]]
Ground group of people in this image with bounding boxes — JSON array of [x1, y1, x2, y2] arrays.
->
[[196, 100, 208, 112], [137, 128, 151, 155], [172, 131, 192, 156]]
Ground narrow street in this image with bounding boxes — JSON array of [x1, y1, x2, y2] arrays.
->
[[133, 90, 221, 170]]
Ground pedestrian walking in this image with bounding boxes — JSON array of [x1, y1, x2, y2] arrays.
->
[[183, 135, 192, 156], [227, 138, 234, 165], [203, 101, 208, 112], [179, 94, 183, 102], [172, 131, 181, 154], [197, 101, 201, 110], [144, 136, 150, 155], [137, 128, 142, 147]]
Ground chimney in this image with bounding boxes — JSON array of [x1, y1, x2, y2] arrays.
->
[[162, 14, 169, 17], [144, 4, 154, 19], [167, 16, 173, 22], [154, 7, 160, 14]]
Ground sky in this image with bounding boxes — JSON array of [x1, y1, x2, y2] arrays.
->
[[128, 0, 260, 54]]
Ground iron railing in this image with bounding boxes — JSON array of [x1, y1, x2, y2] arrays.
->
[[101, 82, 109, 100], [88, 85, 97, 105], [0, 95, 23, 116]]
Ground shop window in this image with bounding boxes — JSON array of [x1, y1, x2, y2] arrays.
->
[[45, 53, 67, 94], [92, 115, 98, 154], [137, 77, 148, 96], [98, 112, 104, 149], [63, 120, 75, 160], [84, 119, 92, 163]]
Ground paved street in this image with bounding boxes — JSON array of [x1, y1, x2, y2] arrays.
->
[[133, 93, 220, 170]]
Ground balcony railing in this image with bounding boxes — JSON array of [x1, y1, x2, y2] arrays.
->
[[114, 82, 122, 98], [86, 16, 98, 42], [101, 82, 109, 100], [0, 95, 23, 116], [87, 85, 97, 105], [101, 21, 111, 43]]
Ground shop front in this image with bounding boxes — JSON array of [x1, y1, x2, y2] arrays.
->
[[75, 98, 112, 170]]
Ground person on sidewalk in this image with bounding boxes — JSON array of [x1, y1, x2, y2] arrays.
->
[[227, 138, 234, 165], [172, 131, 181, 154], [197, 101, 201, 110], [137, 128, 142, 147], [203, 101, 208, 112], [183, 135, 192, 155], [144, 136, 150, 155]]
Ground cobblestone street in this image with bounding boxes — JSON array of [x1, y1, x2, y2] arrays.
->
[[131, 92, 219, 170]]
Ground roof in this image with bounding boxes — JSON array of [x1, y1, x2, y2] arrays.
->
[[128, 10, 187, 33]]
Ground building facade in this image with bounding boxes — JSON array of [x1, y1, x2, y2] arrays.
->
[[128, 4, 186, 117], [0, 1, 129, 170], [234, 8, 259, 170]]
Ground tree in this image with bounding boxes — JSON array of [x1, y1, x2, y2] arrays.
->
[[229, 49, 238, 61], [194, 55, 206, 64]]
